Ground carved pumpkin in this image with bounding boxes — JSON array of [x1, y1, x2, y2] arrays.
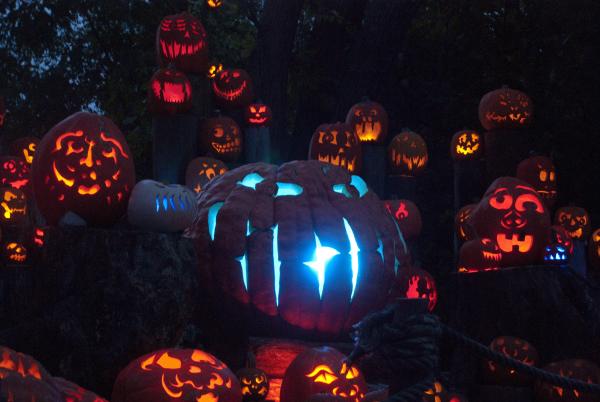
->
[[0, 188, 27, 225], [554, 206, 590, 240], [112, 348, 242, 402], [238, 368, 269, 402], [156, 11, 209, 74], [345, 99, 389, 144], [309, 122, 362, 173], [388, 131, 428, 176], [9, 137, 40, 165], [32, 111, 135, 226], [186, 157, 228, 193], [281, 347, 366, 402], [544, 244, 569, 265], [127, 180, 196, 232], [53, 377, 109, 402], [208, 63, 224, 79], [186, 161, 407, 336], [200, 116, 243, 162], [0, 156, 30, 192], [212, 69, 254, 108], [422, 381, 447, 402], [148, 67, 193, 115], [245, 103, 273, 127], [4, 242, 27, 264], [478, 87, 533, 131], [0, 346, 60, 402], [481, 336, 539, 386], [551, 225, 574, 255], [455, 204, 477, 242], [390, 267, 437, 311], [451, 130, 482, 161], [207, 0, 223, 8], [469, 177, 550, 267], [516, 156, 557, 208], [384, 199, 422, 240], [535, 359, 600, 402], [457, 238, 502, 273], [588, 229, 600, 272]]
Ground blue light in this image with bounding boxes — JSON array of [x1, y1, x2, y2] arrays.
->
[[246, 220, 254, 236], [238, 173, 264, 190], [332, 184, 352, 198], [343, 218, 360, 301], [178, 194, 186, 210], [377, 237, 384, 262], [275, 182, 303, 197], [169, 195, 176, 211], [544, 245, 567, 262], [272, 224, 281, 306], [155, 195, 160, 213], [162, 195, 168, 211], [208, 202, 223, 241], [350, 175, 368, 198], [303, 233, 340, 299], [237, 253, 249, 291]]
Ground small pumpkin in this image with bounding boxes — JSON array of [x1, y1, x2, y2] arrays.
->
[[186, 157, 228, 193], [0, 156, 30, 192], [422, 381, 447, 402], [482, 336, 539, 386], [384, 199, 422, 240], [4, 241, 27, 264], [200, 116, 243, 162], [457, 238, 502, 273], [345, 99, 389, 144], [9, 136, 40, 165], [535, 359, 600, 402], [516, 156, 557, 209], [212, 68, 254, 108], [309, 122, 362, 173], [0, 187, 27, 226], [478, 87, 533, 131], [147, 67, 193, 115], [245, 102, 273, 127], [391, 267, 437, 311], [388, 131, 428, 176], [237, 368, 269, 402], [451, 130, 482, 161], [554, 206, 590, 240], [551, 225, 574, 255]]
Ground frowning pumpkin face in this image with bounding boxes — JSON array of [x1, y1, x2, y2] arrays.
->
[[554, 206, 590, 240], [112, 349, 242, 402]]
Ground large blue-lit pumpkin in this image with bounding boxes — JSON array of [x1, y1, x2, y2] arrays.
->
[[186, 161, 407, 338]]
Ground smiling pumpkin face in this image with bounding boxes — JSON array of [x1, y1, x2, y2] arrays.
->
[[200, 116, 242, 162], [458, 238, 502, 273], [479, 87, 533, 130], [0, 156, 30, 192], [469, 177, 550, 267], [212, 69, 254, 108], [451, 130, 482, 160], [245, 103, 272, 127], [388, 131, 428, 176], [554, 206, 590, 240]]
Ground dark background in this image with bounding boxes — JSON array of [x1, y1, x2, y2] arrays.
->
[[1, 0, 599, 274]]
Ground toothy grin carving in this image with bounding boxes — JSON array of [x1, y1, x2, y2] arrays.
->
[[496, 233, 533, 253], [160, 40, 205, 59], [212, 81, 247, 101], [212, 140, 241, 154], [317, 153, 357, 172]]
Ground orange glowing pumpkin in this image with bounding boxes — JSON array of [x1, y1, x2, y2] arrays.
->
[[390, 267, 437, 311], [554, 206, 590, 240], [0, 187, 27, 226], [451, 130, 482, 161], [388, 131, 428, 176], [9, 136, 40, 165], [457, 238, 502, 274], [481, 336, 539, 386], [455, 204, 477, 242], [345, 99, 389, 144], [478, 87, 533, 131], [147, 67, 193, 115]]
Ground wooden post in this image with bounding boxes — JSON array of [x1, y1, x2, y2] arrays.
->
[[244, 127, 271, 164], [362, 144, 385, 197], [152, 114, 198, 184]]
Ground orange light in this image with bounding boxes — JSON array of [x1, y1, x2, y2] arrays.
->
[[156, 352, 182, 369], [53, 162, 74, 187]]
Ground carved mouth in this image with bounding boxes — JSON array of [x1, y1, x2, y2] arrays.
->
[[211, 140, 241, 154], [9, 255, 26, 262], [355, 121, 381, 140], [9, 179, 28, 189], [496, 233, 533, 253], [159, 39, 205, 59], [537, 190, 557, 199], [483, 251, 502, 262], [152, 81, 190, 104], [390, 149, 427, 170], [317, 153, 357, 172], [456, 144, 480, 155], [567, 227, 583, 239], [249, 116, 268, 124], [212, 81, 247, 101]]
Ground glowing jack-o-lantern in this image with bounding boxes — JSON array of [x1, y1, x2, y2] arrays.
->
[[535, 359, 600, 402], [423, 381, 448, 402], [207, 0, 223, 8], [388, 131, 428, 176], [280, 347, 367, 402], [455, 204, 477, 242], [9, 136, 40, 165], [469, 177, 550, 267], [309, 122, 362, 173], [112, 349, 242, 402], [186, 157, 228, 193], [186, 161, 407, 337], [391, 267, 437, 311], [237, 368, 269, 402], [200, 116, 242, 162], [4, 242, 27, 264], [212, 69, 254, 108], [128, 180, 196, 232], [451, 130, 482, 161], [156, 11, 209, 74], [482, 336, 539, 386], [245, 103, 272, 127], [516, 156, 557, 208], [384, 199, 422, 240], [479, 87, 533, 131], [554, 206, 590, 240], [345, 99, 389, 144], [0, 188, 27, 225], [32, 111, 136, 226], [0, 156, 30, 192], [458, 238, 502, 274], [588, 229, 600, 272], [208, 63, 224, 79], [544, 244, 569, 265], [148, 67, 193, 115]]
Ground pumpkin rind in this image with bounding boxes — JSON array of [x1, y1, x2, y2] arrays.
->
[[478, 87, 533, 131]]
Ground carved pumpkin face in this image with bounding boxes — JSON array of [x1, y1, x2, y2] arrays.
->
[[535, 359, 600, 402], [458, 238, 502, 273], [345, 100, 389, 144], [384, 199, 422, 240], [388, 131, 428, 176], [469, 177, 550, 267], [238, 368, 269, 402], [32, 111, 135, 226], [148, 68, 193, 115], [516, 156, 557, 208], [544, 244, 569, 265], [588, 229, 600, 272], [127, 180, 196, 232], [207, 0, 223, 8], [391, 267, 437, 311], [212, 69, 254, 108], [245, 103, 273, 127], [9, 137, 40, 165], [451, 130, 482, 160], [112, 349, 242, 402], [186, 157, 228, 193], [309, 122, 362, 173], [482, 336, 539, 386], [551, 225, 574, 255], [455, 204, 477, 242], [423, 381, 447, 402], [554, 207, 590, 240], [156, 11, 209, 74], [200, 116, 242, 162], [281, 347, 366, 402], [208, 63, 224, 79], [479, 87, 533, 131], [4, 242, 27, 264], [0, 156, 30, 192], [0, 188, 27, 225]]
